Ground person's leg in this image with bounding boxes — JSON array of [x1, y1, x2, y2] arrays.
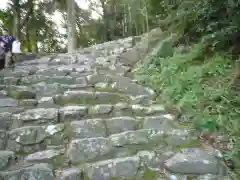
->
[[4, 51, 11, 68], [10, 53, 16, 67]]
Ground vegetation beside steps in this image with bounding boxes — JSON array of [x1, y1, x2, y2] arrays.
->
[[135, 33, 240, 178]]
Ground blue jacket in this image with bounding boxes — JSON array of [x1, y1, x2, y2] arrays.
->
[[0, 36, 16, 52]]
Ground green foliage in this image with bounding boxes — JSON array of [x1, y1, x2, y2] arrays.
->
[[164, 0, 240, 52], [137, 41, 240, 135], [137, 39, 240, 175]]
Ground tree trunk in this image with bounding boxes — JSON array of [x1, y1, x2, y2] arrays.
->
[[12, 0, 21, 39], [12, 0, 34, 40], [143, 0, 149, 32], [67, 0, 76, 53], [26, 23, 32, 52], [127, 5, 133, 36]]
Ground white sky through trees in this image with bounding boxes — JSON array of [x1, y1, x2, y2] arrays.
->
[[0, 0, 100, 35]]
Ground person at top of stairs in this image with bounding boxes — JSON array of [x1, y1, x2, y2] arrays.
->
[[0, 28, 16, 68]]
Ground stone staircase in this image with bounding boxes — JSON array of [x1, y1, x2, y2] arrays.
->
[[0, 37, 230, 180]]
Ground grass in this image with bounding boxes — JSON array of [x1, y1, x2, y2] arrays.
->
[[135, 39, 240, 176]]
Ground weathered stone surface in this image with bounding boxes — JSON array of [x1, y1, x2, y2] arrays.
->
[[21, 74, 49, 84], [37, 97, 56, 108], [25, 149, 64, 162], [132, 104, 165, 116], [54, 90, 95, 105], [32, 82, 64, 97], [0, 151, 15, 170], [59, 106, 88, 121], [55, 90, 128, 105], [130, 95, 152, 105], [87, 74, 110, 84], [71, 119, 106, 138], [112, 103, 134, 117], [7, 85, 36, 99], [56, 167, 82, 180], [111, 80, 154, 96], [143, 115, 175, 131], [197, 174, 230, 180], [0, 98, 17, 107], [46, 76, 76, 84], [43, 124, 65, 136], [0, 130, 7, 149], [105, 117, 138, 134], [3, 76, 20, 85], [18, 99, 38, 106], [75, 77, 88, 86], [88, 104, 113, 115], [8, 126, 47, 146], [163, 129, 197, 147], [94, 91, 128, 104], [67, 137, 113, 163], [12, 108, 58, 123], [164, 148, 225, 174], [109, 129, 151, 146], [0, 163, 54, 180], [85, 156, 140, 180]]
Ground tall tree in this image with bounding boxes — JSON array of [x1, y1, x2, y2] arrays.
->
[[10, 0, 34, 39], [67, 0, 76, 52]]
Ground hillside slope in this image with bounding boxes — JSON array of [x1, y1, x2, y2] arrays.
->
[[0, 32, 232, 180]]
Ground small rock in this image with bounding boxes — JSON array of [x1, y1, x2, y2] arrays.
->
[[67, 137, 113, 163], [25, 149, 63, 162], [59, 105, 88, 121], [12, 108, 58, 123], [105, 116, 137, 134], [89, 104, 113, 115], [44, 124, 65, 136], [8, 126, 47, 145], [37, 97, 56, 108], [143, 115, 174, 131], [85, 156, 140, 180], [109, 129, 151, 146], [86, 74, 110, 84], [56, 167, 82, 180], [71, 119, 106, 138]]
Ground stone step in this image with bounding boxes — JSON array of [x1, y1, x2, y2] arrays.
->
[[66, 128, 196, 164], [0, 153, 228, 180], [5, 114, 177, 151], [0, 36, 232, 180], [69, 114, 176, 139], [7, 104, 166, 127], [3, 127, 196, 166], [79, 149, 226, 180], [87, 73, 155, 97], [1, 69, 155, 99], [0, 163, 55, 179], [20, 75, 89, 86], [4, 121, 196, 164], [53, 90, 131, 105], [6, 124, 66, 153]]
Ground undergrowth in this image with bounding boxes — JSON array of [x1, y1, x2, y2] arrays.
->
[[136, 39, 240, 176]]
